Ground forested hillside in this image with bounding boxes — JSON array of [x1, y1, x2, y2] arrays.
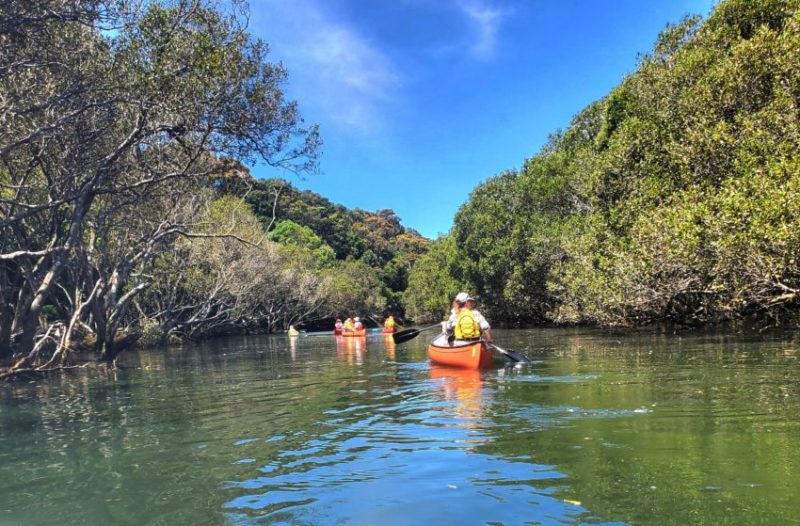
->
[[213, 161, 430, 317], [406, 0, 800, 327]]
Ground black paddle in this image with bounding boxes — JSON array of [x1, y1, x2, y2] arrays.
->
[[392, 324, 442, 344], [487, 343, 530, 363]]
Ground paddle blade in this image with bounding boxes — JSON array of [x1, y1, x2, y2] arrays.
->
[[489, 343, 530, 363], [392, 329, 420, 344]]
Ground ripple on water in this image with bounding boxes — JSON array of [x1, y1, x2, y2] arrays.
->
[[507, 403, 650, 429], [499, 373, 600, 384], [6, 331, 800, 526], [220, 374, 610, 526], [222, 438, 594, 525]]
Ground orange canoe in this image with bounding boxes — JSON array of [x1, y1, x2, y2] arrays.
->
[[382, 327, 396, 334], [341, 328, 366, 337], [428, 339, 494, 369]]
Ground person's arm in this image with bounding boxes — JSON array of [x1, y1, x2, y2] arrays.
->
[[474, 310, 492, 342], [444, 309, 457, 331]]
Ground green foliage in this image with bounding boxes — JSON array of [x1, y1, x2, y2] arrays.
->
[[0, 0, 321, 362], [323, 259, 387, 316], [404, 236, 467, 322], [410, 0, 800, 327], [215, 174, 430, 316], [142, 193, 390, 336], [268, 220, 336, 266]]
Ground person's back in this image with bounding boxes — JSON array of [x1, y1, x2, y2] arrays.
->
[[454, 307, 481, 340], [384, 316, 395, 329], [344, 318, 354, 331], [354, 318, 363, 331], [335, 319, 343, 331], [442, 292, 492, 344], [465, 299, 492, 342]]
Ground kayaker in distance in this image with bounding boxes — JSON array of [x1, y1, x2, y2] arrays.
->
[[343, 318, 354, 331], [288, 325, 299, 336], [382, 315, 397, 333], [353, 317, 364, 331], [440, 292, 492, 345], [334, 318, 343, 334]]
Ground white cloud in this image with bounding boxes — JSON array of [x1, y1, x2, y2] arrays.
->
[[457, 0, 508, 60], [251, 0, 400, 137]]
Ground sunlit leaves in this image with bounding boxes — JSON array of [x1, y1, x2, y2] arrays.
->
[[408, 0, 800, 327]]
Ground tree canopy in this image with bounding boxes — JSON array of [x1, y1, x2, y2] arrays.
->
[[406, 0, 800, 328], [0, 0, 431, 375], [214, 170, 431, 318], [0, 0, 382, 373]]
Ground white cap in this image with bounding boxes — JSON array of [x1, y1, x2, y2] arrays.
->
[[454, 292, 470, 303], [354, 317, 360, 321]]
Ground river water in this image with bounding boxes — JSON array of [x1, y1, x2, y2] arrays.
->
[[0, 328, 798, 525]]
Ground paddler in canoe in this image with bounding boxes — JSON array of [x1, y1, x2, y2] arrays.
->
[[341, 317, 366, 337], [392, 293, 530, 365], [438, 292, 492, 345], [427, 292, 495, 368], [382, 315, 397, 333]]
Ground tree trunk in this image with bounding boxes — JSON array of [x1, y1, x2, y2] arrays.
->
[[0, 304, 12, 361], [98, 337, 115, 362]]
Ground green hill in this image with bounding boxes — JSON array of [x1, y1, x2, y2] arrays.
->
[[213, 161, 430, 318]]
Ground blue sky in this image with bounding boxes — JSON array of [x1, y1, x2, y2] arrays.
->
[[249, 0, 716, 239]]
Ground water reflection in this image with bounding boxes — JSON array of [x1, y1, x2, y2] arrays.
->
[[429, 365, 485, 424], [1, 329, 799, 525], [221, 358, 592, 525], [384, 334, 396, 360], [336, 335, 366, 366]]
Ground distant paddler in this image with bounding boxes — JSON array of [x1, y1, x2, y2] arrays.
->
[[288, 325, 299, 336], [383, 315, 397, 333]]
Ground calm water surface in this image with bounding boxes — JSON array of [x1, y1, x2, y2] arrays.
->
[[1, 328, 799, 525]]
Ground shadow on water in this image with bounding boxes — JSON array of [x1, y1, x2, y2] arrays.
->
[[0, 328, 798, 525]]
